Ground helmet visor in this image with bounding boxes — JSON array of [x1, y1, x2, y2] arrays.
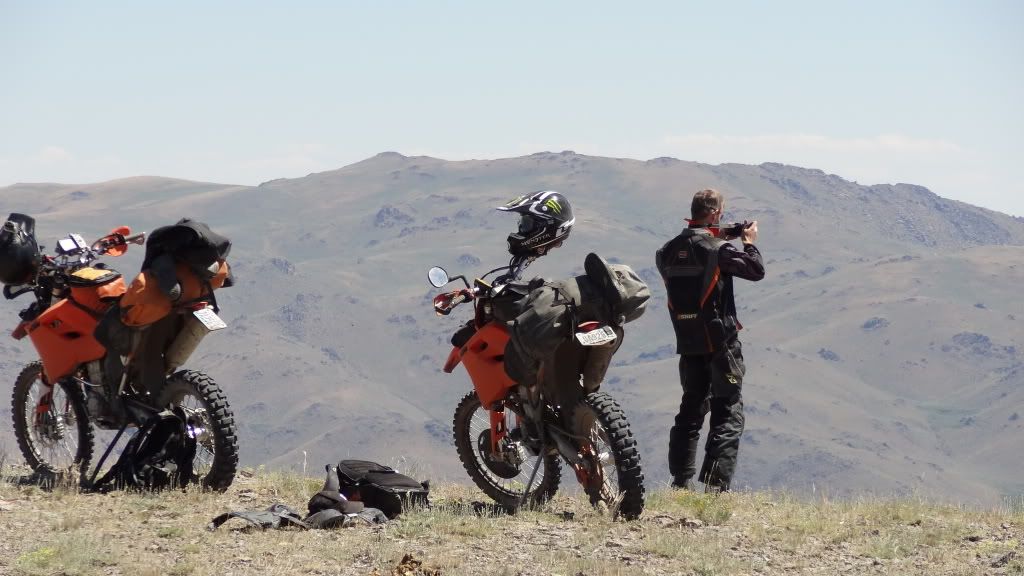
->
[[518, 214, 542, 235]]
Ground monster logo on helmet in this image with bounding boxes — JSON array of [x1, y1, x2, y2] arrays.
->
[[497, 190, 575, 257]]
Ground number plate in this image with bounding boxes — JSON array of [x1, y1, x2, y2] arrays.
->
[[575, 325, 617, 346], [193, 307, 227, 331]]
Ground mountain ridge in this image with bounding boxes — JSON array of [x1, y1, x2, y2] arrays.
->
[[1, 152, 1021, 505]]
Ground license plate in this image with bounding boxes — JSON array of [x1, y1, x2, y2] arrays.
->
[[575, 325, 617, 346], [193, 308, 227, 331]]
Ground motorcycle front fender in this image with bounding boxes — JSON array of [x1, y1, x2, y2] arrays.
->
[[443, 346, 462, 373], [12, 320, 29, 340]]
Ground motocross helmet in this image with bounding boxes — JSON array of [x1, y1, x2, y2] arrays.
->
[[497, 191, 574, 257], [0, 213, 40, 285]]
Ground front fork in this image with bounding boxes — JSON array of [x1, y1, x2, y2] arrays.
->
[[32, 376, 55, 426], [489, 407, 509, 455]]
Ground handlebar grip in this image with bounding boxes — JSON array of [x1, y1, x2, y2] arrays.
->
[[125, 233, 146, 245]]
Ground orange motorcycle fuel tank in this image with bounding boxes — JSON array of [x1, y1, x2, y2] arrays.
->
[[449, 321, 517, 409], [27, 299, 107, 382]]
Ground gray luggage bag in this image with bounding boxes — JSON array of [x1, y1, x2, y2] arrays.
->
[[503, 253, 649, 405]]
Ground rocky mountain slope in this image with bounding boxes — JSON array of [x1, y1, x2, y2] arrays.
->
[[1, 152, 1021, 504]]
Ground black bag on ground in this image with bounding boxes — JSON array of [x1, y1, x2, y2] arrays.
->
[[308, 464, 366, 515], [90, 407, 197, 492], [333, 460, 429, 519]]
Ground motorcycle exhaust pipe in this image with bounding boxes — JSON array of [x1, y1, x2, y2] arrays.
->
[[165, 315, 210, 373]]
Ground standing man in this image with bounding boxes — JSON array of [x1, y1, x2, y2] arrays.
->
[[656, 189, 764, 492]]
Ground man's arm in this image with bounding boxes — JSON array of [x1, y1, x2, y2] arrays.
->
[[719, 242, 764, 281]]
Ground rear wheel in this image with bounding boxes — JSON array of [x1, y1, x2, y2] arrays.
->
[[11, 362, 94, 480], [571, 392, 645, 520], [453, 391, 561, 510], [156, 370, 238, 491]]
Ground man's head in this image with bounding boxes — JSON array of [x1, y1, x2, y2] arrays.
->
[[690, 189, 724, 224]]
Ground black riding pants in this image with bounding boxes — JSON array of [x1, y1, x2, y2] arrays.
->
[[668, 338, 745, 489]]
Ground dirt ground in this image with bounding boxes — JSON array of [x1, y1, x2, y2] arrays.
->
[[0, 466, 1021, 576]]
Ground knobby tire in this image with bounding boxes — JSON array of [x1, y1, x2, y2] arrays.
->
[[453, 391, 561, 510], [157, 370, 238, 491], [11, 361, 94, 479], [572, 391, 645, 520]]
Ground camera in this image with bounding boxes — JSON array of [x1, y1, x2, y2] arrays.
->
[[721, 221, 752, 240]]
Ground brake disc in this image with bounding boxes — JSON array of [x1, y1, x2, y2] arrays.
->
[[476, 430, 522, 479]]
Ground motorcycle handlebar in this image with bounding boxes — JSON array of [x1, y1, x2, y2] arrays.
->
[[84, 229, 145, 258], [433, 288, 475, 315]]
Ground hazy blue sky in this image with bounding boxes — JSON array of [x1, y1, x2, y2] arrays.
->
[[2, 1, 1022, 215]]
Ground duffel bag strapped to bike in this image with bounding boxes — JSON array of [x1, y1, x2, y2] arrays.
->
[[504, 253, 651, 388], [332, 460, 430, 519], [119, 260, 231, 327], [143, 218, 233, 283], [583, 252, 650, 326], [119, 218, 234, 327]]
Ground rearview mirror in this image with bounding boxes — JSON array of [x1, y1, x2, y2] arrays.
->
[[428, 266, 450, 288]]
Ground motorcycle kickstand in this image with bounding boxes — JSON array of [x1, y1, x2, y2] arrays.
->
[[82, 420, 130, 489], [517, 420, 547, 511]]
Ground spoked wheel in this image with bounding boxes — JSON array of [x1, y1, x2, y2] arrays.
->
[[453, 391, 561, 510], [571, 392, 645, 520], [11, 362, 94, 480], [156, 370, 238, 491]]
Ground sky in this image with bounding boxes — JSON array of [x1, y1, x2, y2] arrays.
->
[[2, 1, 1022, 216]]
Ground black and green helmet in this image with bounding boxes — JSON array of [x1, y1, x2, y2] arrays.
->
[[497, 191, 574, 257], [0, 213, 40, 285]]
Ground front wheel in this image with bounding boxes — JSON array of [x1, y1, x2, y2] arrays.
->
[[571, 392, 645, 520], [11, 361, 94, 480], [157, 370, 238, 491], [453, 391, 561, 510]]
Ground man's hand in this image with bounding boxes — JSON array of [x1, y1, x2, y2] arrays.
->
[[741, 220, 758, 244]]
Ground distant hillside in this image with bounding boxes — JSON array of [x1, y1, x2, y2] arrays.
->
[[1, 152, 1022, 504]]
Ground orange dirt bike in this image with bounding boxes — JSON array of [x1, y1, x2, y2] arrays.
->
[[4, 227, 238, 490], [428, 260, 645, 519]]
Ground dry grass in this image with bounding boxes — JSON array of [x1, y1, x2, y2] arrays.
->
[[0, 467, 1021, 575]]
